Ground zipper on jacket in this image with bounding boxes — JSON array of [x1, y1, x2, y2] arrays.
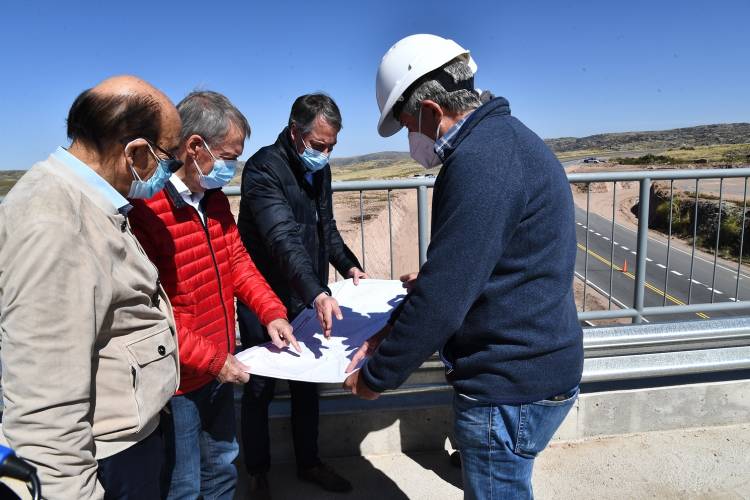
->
[[195, 204, 232, 354]]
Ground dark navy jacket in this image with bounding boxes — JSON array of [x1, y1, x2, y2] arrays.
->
[[238, 128, 361, 318], [361, 97, 583, 404]]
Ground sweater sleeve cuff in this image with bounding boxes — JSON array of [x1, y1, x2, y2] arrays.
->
[[360, 361, 388, 394], [259, 307, 288, 326]]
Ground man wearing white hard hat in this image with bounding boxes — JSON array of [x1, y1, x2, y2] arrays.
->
[[344, 34, 584, 499]]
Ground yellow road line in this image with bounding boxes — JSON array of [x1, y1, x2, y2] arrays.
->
[[577, 243, 709, 319]]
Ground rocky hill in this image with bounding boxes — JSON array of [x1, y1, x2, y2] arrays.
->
[[2, 124, 749, 196], [546, 123, 750, 153], [330, 151, 411, 168]]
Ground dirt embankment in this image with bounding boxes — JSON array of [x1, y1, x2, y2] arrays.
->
[[331, 190, 427, 280]]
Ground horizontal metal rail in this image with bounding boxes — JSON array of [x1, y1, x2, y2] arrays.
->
[[582, 347, 750, 383], [267, 318, 750, 399], [584, 317, 750, 357], [569, 167, 750, 182]]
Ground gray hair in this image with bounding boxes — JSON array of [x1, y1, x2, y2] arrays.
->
[[177, 90, 251, 146], [288, 93, 342, 135], [400, 58, 481, 118]]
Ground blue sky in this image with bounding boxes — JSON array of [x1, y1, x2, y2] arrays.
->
[[1, 0, 748, 169]]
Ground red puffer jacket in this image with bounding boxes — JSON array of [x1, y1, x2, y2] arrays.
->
[[129, 182, 287, 395]]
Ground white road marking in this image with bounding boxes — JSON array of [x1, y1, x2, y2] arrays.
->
[[631, 251, 637, 255], [603, 237, 610, 241], [574, 271, 649, 323], [691, 279, 702, 285], [595, 232, 601, 236], [621, 246, 629, 251], [646, 257, 653, 262], [671, 270, 683, 276], [578, 212, 750, 281], [657, 264, 666, 269]]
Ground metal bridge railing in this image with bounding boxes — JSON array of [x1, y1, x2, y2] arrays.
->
[[2, 168, 748, 327], [224, 165, 750, 326], [2, 168, 748, 388]]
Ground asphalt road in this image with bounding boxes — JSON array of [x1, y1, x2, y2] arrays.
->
[[574, 206, 750, 322]]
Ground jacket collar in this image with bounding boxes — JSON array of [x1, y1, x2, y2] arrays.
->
[[163, 179, 218, 210], [277, 127, 307, 177], [276, 127, 322, 195], [440, 97, 511, 160], [164, 180, 188, 208], [46, 152, 128, 216]]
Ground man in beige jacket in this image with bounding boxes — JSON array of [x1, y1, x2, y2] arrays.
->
[[0, 76, 181, 499]]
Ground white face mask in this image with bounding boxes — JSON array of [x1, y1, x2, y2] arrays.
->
[[408, 105, 442, 169]]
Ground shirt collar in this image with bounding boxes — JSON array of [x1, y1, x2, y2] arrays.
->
[[52, 146, 132, 214], [169, 173, 204, 205], [434, 112, 473, 161]]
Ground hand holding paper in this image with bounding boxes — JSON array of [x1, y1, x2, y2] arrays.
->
[[217, 354, 251, 384], [343, 369, 380, 400], [345, 324, 391, 373], [236, 279, 405, 383], [347, 267, 369, 285]]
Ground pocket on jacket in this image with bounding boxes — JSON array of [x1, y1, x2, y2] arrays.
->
[[125, 326, 178, 430]]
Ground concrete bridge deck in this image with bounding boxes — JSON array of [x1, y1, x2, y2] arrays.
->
[[238, 422, 750, 499]]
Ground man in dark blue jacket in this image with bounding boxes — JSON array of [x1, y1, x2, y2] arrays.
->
[[238, 94, 365, 496], [344, 34, 584, 499]]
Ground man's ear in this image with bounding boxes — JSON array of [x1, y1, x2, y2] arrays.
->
[[184, 134, 204, 159], [420, 100, 444, 138], [123, 138, 150, 168]]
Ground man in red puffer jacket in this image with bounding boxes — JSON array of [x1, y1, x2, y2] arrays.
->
[[128, 91, 298, 500]]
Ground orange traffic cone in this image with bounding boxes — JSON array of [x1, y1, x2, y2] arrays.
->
[[622, 260, 628, 273]]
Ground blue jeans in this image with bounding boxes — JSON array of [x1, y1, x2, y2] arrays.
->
[[162, 380, 239, 500], [453, 387, 578, 500]]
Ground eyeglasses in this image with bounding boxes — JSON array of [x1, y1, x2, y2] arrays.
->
[[146, 139, 184, 173]]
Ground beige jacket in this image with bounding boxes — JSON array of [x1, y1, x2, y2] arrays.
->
[[0, 155, 179, 499]]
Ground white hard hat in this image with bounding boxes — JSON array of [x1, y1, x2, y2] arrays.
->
[[375, 34, 477, 137]]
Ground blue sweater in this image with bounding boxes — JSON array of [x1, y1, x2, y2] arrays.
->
[[361, 97, 583, 404]]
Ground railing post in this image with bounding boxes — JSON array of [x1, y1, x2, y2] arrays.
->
[[633, 178, 651, 324], [359, 190, 366, 269], [417, 185, 428, 267]]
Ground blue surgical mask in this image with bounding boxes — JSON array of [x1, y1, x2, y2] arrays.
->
[[195, 140, 238, 189], [299, 138, 330, 173], [127, 142, 174, 199]]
